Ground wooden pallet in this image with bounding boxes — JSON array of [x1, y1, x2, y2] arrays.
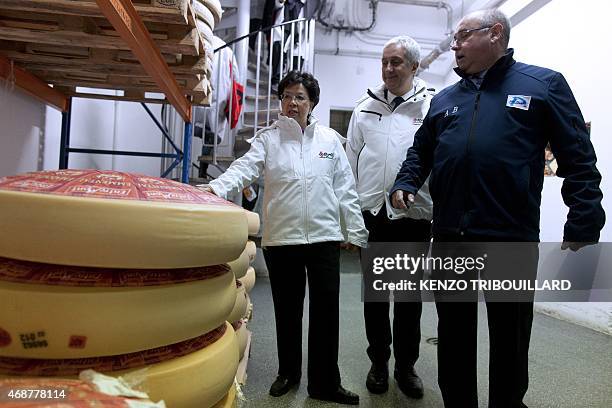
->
[[0, 0, 212, 105]]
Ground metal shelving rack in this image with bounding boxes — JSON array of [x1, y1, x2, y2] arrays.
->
[[0, 0, 208, 183]]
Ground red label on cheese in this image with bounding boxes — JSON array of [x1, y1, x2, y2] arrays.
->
[[0, 170, 233, 206], [0, 328, 11, 347], [0, 257, 231, 287]]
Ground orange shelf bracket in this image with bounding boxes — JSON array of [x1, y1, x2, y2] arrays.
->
[[95, 0, 192, 122], [0, 55, 69, 112]]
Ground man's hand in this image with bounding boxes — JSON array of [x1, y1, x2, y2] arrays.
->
[[561, 241, 593, 252], [391, 190, 415, 210]]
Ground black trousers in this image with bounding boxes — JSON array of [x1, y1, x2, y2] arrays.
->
[[433, 233, 537, 408], [263, 242, 341, 393], [362, 207, 431, 371]]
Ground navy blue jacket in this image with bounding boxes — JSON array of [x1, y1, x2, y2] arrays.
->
[[391, 50, 604, 242]]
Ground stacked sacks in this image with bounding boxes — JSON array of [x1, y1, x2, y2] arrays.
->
[[193, 0, 223, 74], [0, 169, 254, 407]]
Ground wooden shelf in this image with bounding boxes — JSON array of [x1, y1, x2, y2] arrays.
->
[[0, 0, 214, 118]]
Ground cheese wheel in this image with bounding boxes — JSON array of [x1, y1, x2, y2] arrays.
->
[[193, 0, 216, 30], [0, 170, 248, 268], [226, 281, 247, 324], [212, 383, 237, 408], [227, 245, 249, 279], [244, 293, 253, 322], [0, 323, 239, 408], [245, 241, 257, 263], [245, 210, 260, 235], [238, 266, 256, 293], [0, 258, 236, 358], [232, 320, 249, 361], [197, 0, 223, 24]]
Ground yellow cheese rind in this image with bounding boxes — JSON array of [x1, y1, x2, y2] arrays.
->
[[0, 270, 236, 358], [245, 241, 257, 263], [238, 266, 256, 293], [235, 322, 249, 361], [0, 190, 248, 268], [119, 322, 239, 408], [211, 383, 237, 408], [245, 210, 260, 235], [226, 283, 247, 324], [227, 246, 249, 279]]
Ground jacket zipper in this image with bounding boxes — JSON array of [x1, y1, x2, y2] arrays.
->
[[360, 110, 382, 120], [355, 143, 366, 181], [460, 91, 481, 232], [301, 142, 309, 242]]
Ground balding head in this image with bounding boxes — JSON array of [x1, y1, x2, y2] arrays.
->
[[452, 9, 511, 74]]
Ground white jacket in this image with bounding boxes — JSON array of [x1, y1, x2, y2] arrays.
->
[[210, 115, 368, 247], [347, 78, 434, 221]]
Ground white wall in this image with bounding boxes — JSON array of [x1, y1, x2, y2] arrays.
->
[[312, 0, 455, 128], [442, 0, 612, 334], [42, 90, 187, 179], [0, 87, 46, 177]]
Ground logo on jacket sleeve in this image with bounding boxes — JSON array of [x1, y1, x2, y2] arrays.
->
[[413, 117, 424, 125], [319, 151, 335, 159], [506, 95, 531, 110]]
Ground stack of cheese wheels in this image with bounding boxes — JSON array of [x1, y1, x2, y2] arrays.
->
[[229, 236, 258, 367], [0, 169, 252, 407]]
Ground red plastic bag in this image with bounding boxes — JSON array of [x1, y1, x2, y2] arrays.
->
[[225, 62, 244, 129]]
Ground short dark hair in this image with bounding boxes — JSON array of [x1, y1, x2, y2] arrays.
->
[[278, 70, 320, 108]]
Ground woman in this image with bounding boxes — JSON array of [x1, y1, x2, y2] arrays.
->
[[206, 71, 367, 405]]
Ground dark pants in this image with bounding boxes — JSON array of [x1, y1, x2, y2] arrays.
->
[[271, 41, 282, 84], [263, 242, 342, 393], [362, 207, 431, 371], [434, 233, 537, 408]]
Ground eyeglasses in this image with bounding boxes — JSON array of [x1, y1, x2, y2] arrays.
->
[[452, 26, 492, 45], [280, 93, 309, 103]]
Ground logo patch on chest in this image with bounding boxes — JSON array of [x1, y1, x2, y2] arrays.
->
[[319, 151, 334, 160], [506, 95, 531, 110], [413, 117, 424, 125]]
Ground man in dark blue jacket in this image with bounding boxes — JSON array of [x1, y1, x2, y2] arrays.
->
[[390, 8, 605, 408]]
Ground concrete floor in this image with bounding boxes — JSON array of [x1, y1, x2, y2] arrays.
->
[[240, 252, 612, 407]]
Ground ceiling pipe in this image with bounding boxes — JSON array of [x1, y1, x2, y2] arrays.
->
[[317, 0, 379, 32]]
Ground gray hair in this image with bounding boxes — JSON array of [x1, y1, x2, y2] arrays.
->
[[384, 36, 421, 66], [471, 9, 512, 48]]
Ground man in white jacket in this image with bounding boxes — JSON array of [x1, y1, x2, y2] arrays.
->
[[346, 36, 433, 399]]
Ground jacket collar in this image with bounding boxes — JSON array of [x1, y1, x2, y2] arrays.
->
[[276, 114, 319, 138], [359, 77, 429, 108], [454, 48, 516, 84]]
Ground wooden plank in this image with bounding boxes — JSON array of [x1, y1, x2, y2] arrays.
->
[[95, 0, 192, 121], [0, 25, 199, 56], [0, 41, 207, 74], [0, 54, 68, 111], [0, 0, 191, 25], [68, 90, 168, 104], [3, 50, 205, 77], [27, 71, 208, 99]]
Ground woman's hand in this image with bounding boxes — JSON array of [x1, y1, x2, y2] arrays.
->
[[196, 184, 216, 195]]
